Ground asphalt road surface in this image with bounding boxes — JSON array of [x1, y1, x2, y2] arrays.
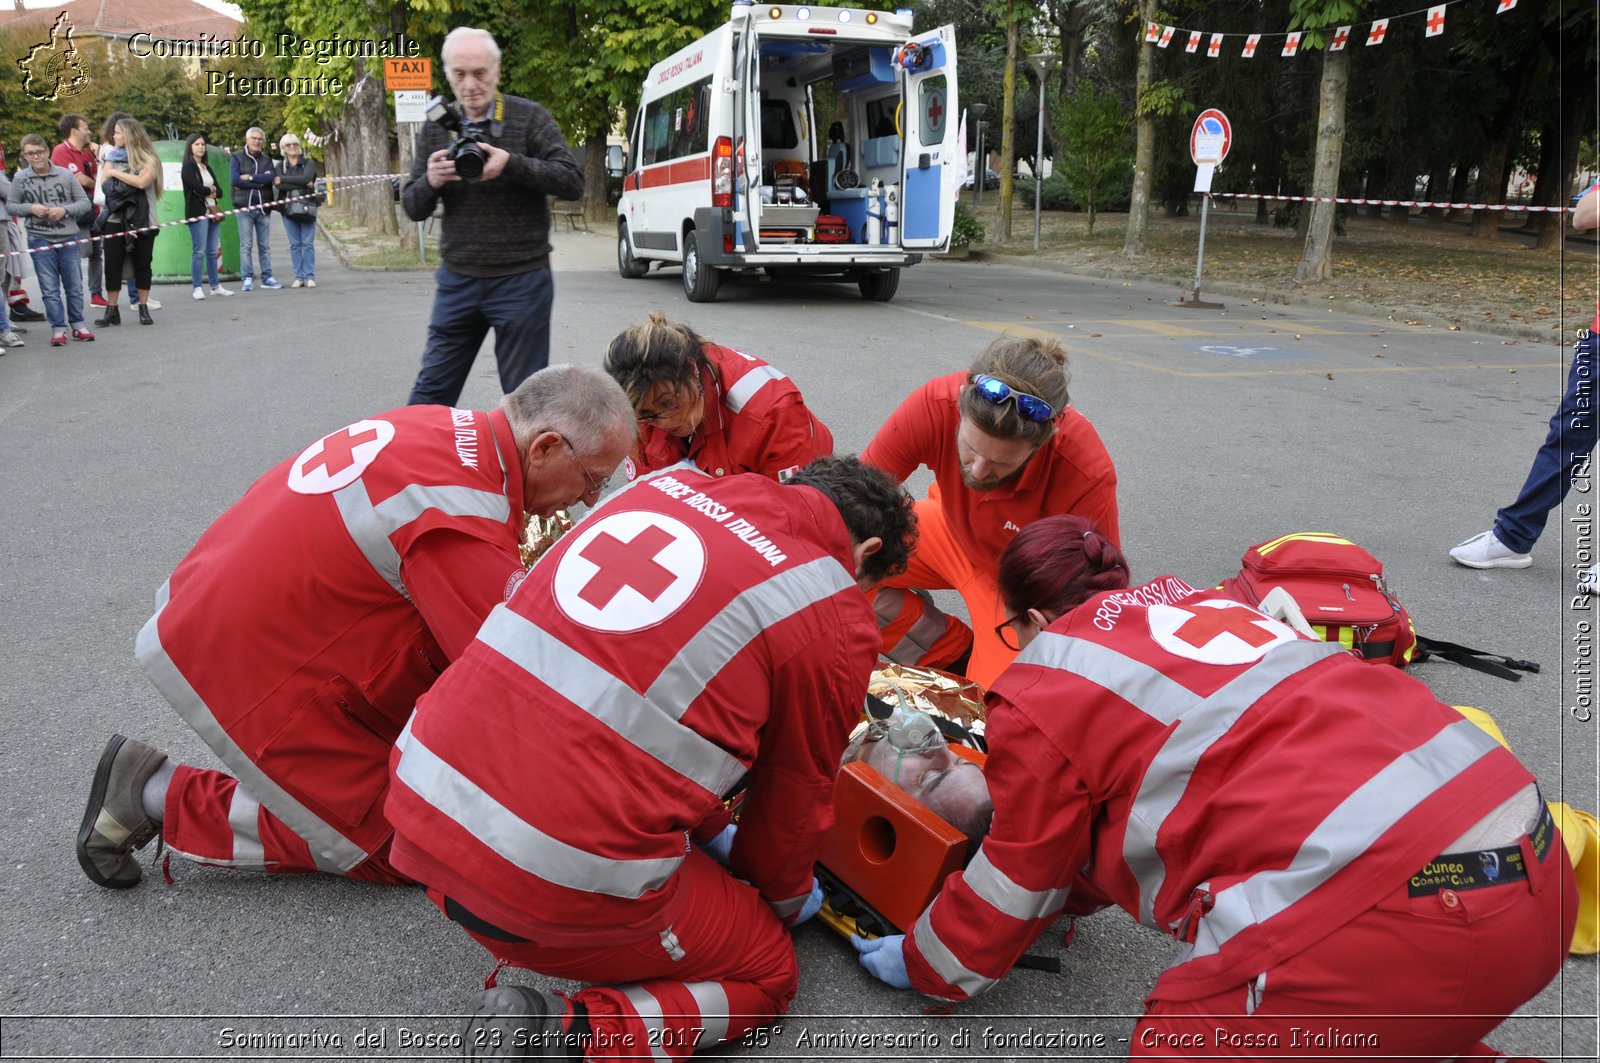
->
[[2, 228, 1595, 1060]]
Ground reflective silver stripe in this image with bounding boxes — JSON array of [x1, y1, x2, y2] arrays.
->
[[394, 718, 682, 898], [620, 987, 672, 1062], [770, 892, 809, 918], [1025, 634, 1341, 929], [476, 606, 745, 797], [334, 480, 406, 597], [724, 365, 786, 412], [648, 557, 854, 729], [911, 903, 996, 997], [871, 585, 907, 624], [1127, 642, 1338, 929], [685, 981, 730, 1047], [227, 784, 268, 869], [135, 605, 371, 872], [964, 847, 1069, 922], [1187, 719, 1503, 963]]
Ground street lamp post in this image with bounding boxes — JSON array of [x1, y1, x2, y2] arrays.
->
[[970, 103, 987, 210], [1026, 53, 1058, 253]]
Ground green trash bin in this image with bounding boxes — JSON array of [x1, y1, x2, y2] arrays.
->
[[150, 140, 239, 285]]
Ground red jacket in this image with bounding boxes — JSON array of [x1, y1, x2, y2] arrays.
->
[[861, 371, 1120, 574], [905, 579, 1533, 1002], [135, 406, 528, 870], [627, 343, 833, 482], [386, 469, 877, 946]]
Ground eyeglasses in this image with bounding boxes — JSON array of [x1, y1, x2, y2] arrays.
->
[[971, 374, 1055, 422], [20, 149, 47, 158], [559, 435, 612, 497], [994, 612, 1030, 652], [637, 378, 701, 424]]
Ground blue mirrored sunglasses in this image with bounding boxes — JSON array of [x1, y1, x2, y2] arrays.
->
[[971, 374, 1055, 422]]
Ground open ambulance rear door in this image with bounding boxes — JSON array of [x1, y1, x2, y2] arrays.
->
[[899, 24, 958, 250]]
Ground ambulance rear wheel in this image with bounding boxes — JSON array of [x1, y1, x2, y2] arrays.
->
[[858, 268, 900, 302], [617, 222, 648, 279], [682, 230, 721, 303]]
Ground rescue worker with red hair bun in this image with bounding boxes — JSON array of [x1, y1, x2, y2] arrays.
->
[[603, 311, 833, 483], [75, 366, 636, 891], [855, 514, 1575, 1058], [861, 336, 1119, 688], [385, 455, 917, 1061]]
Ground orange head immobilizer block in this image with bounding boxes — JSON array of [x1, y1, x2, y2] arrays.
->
[[815, 745, 985, 934]]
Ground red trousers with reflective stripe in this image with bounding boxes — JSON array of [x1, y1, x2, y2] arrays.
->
[[1132, 833, 1576, 1060], [441, 850, 798, 1062], [163, 765, 411, 884]]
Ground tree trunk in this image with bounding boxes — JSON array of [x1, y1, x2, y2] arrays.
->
[[1121, 0, 1156, 259], [584, 135, 608, 225], [1294, 48, 1348, 284], [1424, 164, 1449, 227], [1471, 139, 1510, 242], [344, 61, 397, 236], [998, 11, 1019, 241]]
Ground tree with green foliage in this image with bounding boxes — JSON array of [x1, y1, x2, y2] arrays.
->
[[1288, 0, 1360, 284], [1054, 79, 1131, 235]]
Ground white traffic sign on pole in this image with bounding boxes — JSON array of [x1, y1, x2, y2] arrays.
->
[[1190, 108, 1231, 165], [394, 90, 427, 124]]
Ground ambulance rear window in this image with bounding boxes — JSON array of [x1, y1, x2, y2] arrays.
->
[[761, 98, 798, 150]]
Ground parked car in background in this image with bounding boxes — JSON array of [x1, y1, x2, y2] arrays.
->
[[963, 168, 999, 191]]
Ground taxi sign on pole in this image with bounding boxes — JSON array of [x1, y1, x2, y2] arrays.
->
[[1190, 108, 1231, 166], [383, 58, 433, 92]]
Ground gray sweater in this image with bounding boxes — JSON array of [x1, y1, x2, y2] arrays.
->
[[402, 93, 583, 276], [6, 163, 91, 241]]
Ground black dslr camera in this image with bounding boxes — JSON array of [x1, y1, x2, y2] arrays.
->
[[425, 96, 487, 181]]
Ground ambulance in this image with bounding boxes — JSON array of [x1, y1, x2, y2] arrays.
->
[[615, 2, 959, 303]]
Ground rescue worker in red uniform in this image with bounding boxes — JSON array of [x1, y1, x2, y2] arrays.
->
[[603, 311, 833, 483], [861, 335, 1119, 688], [854, 515, 1576, 1058], [384, 456, 916, 1062], [76, 366, 637, 889]]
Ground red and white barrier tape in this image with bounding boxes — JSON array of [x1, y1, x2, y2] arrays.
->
[[4, 173, 404, 259], [1208, 191, 1573, 213]]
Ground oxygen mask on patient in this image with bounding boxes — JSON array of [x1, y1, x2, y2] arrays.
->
[[866, 707, 944, 786]]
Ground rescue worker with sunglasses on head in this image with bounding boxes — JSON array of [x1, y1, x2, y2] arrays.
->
[[603, 311, 833, 485], [861, 335, 1120, 688], [855, 514, 1575, 1059]]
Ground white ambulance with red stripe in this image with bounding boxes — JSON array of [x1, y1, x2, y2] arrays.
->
[[616, 2, 958, 303]]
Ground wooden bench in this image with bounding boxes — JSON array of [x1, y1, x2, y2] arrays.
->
[[551, 198, 590, 232]]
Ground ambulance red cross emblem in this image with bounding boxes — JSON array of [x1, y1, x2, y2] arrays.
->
[[1147, 599, 1297, 665], [287, 419, 395, 494], [554, 511, 705, 632]]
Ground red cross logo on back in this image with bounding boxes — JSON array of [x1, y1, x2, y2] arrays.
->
[[287, 419, 395, 495], [1172, 604, 1279, 650], [1148, 599, 1298, 665], [578, 525, 678, 609], [554, 511, 706, 632]]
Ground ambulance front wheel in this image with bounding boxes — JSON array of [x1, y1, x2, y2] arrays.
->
[[618, 222, 648, 279], [857, 268, 900, 302], [682, 230, 721, 303]]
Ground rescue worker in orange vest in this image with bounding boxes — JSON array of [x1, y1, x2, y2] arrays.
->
[[854, 514, 1575, 1058], [385, 457, 916, 1062], [861, 336, 1119, 688], [603, 311, 833, 484], [76, 366, 636, 889]]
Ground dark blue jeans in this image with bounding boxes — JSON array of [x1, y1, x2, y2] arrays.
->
[[1494, 329, 1600, 553], [407, 265, 553, 407], [29, 236, 83, 329]]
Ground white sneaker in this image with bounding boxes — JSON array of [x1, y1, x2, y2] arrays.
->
[[1581, 565, 1598, 595], [1449, 530, 1532, 569], [241, 278, 254, 292], [144, 298, 161, 310], [192, 287, 205, 300], [305, 279, 316, 289], [0, 330, 23, 348], [211, 285, 233, 297], [290, 279, 303, 288]]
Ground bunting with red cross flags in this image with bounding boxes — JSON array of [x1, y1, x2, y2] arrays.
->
[[1134, 0, 1530, 63]]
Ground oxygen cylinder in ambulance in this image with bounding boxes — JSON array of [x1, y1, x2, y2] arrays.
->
[[865, 177, 883, 244], [884, 185, 899, 245]]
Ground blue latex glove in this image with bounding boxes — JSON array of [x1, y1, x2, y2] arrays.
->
[[851, 933, 911, 989], [793, 879, 825, 927], [699, 823, 736, 866]]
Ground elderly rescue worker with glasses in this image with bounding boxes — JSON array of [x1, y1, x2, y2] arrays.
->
[[860, 335, 1120, 689], [856, 514, 1576, 1059], [602, 311, 834, 484]]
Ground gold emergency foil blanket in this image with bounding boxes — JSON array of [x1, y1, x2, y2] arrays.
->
[[520, 510, 574, 568], [868, 660, 987, 733]]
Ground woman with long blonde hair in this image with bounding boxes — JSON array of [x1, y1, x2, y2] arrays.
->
[[94, 117, 163, 326]]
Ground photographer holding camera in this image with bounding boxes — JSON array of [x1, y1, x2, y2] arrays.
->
[[402, 26, 584, 408]]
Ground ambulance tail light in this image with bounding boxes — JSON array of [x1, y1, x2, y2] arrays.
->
[[712, 136, 733, 208]]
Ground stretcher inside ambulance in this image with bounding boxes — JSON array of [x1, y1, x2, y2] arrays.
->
[[616, 4, 959, 303]]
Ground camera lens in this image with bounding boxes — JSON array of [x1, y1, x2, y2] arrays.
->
[[452, 140, 486, 180]]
